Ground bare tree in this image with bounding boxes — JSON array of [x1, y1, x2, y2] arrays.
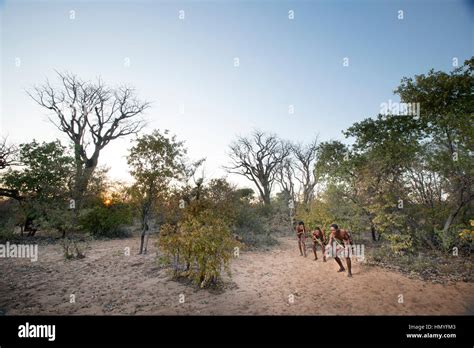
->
[[291, 137, 319, 207], [226, 130, 290, 205], [0, 137, 20, 199], [276, 157, 296, 203], [28, 72, 149, 222], [182, 158, 206, 203], [0, 137, 18, 170]]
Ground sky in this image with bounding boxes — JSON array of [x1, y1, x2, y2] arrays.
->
[[0, 0, 473, 190]]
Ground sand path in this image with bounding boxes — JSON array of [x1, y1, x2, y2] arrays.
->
[[0, 236, 472, 315]]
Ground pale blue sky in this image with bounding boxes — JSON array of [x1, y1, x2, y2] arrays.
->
[[1, 0, 472, 189]]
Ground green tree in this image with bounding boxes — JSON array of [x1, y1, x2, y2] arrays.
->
[[127, 130, 187, 254], [394, 57, 473, 234], [328, 57, 474, 249], [1, 140, 74, 236], [314, 141, 382, 240]]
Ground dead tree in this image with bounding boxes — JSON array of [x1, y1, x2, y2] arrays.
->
[[0, 137, 17, 170], [291, 137, 319, 207], [226, 131, 290, 205], [276, 157, 296, 204], [0, 137, 20, 200]]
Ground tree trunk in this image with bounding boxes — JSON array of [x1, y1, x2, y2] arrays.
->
[[139, 200, 151, 254], [70, 151, 99, 235], [442, 202, 464, 234], [303, 187, 314, 208], [139, 222, 148, 254], [0, 188, 21, 200], [143, 232, 150, 254], [442, 211, 456, 234], [263, 185, 271, 206], [370, 224, 377, 242]]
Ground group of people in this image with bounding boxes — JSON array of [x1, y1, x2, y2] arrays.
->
[[294, 221, 353, 277]]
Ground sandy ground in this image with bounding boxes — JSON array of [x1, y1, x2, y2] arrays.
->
[[0, 236, 473, 315]]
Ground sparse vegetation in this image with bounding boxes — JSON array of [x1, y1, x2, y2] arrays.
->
[[0, 59, 472, 293]]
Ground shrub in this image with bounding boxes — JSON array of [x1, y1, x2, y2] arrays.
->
[[158, 210, 241, 288], [0, 224, 16, 242], [79, 202, 132, 238], [436, 221, 474, 255], [60, 236, 90, 260], [36, 203, 74, 237], [232, 203, 276, 247], [0, 199, 22, 241], [384, 233, 414, 255], [459, 220, 474, 244]]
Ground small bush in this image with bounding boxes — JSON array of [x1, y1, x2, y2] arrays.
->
[[384, 233, 414, 255], [237, 231, 277, 249], [60, 236, 90, 260], [79, 203, 132, 238], [458, 220, 474, 248], [158, 210, 241, 288], [0, 224, 16, 242], [434, 222, 473, 254], [232, 204, 276, 248]]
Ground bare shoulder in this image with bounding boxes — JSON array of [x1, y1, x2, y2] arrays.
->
[[341, 229, 352, 238]]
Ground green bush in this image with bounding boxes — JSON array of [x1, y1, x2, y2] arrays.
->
[[0, 199, 22, 241], [433, 222, 473, 255], [79, 202, 132, 238], [384, 233, 414, 255], [0, 223, 16, 242], [158, 210, 241, 288], [232, 203, 276, 247]]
